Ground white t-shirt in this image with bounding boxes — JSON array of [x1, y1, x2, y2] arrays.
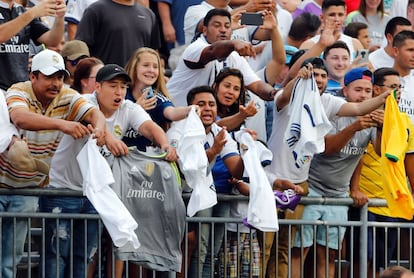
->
[[369, 47, 394, 69], [0, 92, 18, 153], [244, 91, 267, 143], [275, 4, 293, 43], [399, 74, 414, 124], [167, 36, 260, 107], [389, 0, 408, 17], [49, 94, 151, 191], [183, 1, 255, 44], [265, 91, 346, 183], [65, 0, 98, 24]]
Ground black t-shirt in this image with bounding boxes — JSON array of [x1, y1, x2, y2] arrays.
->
[[76, 0, 161, 67], [0, 3, 49, 90]]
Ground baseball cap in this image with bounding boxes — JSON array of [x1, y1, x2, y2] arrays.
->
[[285, 45, 299, 65], [344, 67, 373, 86], [31, 49, 69, 76], [301, 57, 328, 74], [96, 64, 132, 83], [6, 141, 49, 175], [61, 40, 90, 61]]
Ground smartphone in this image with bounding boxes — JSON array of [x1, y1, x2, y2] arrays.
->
[[142, 86, 155, 99], [240, 12, 263, 26], [355, 49, 369, 64]]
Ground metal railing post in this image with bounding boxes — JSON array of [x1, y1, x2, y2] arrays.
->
[[359, 203, 369, 278]]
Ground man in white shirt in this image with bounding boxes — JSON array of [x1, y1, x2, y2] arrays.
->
[[369, 17, 412, 70], [183, 0, 275, 44], [265, 58, 389, 278], [393, 30, 414, 124], [300, 0, 363, 61], [167, 9, 277, 107]]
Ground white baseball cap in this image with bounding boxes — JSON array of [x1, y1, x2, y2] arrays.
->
[[31, 49, 69, 76]]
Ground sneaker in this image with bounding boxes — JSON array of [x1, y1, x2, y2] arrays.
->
[[274, 189, 301, 211]]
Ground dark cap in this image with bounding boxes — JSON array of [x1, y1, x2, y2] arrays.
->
[[301, 57, 328, 74], [96, 64, 131, 83], [344, 67, 372, 86]]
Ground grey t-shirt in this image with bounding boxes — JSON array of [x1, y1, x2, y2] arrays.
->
[[347, 12, 390, 47], [308, 115, 376, 197]]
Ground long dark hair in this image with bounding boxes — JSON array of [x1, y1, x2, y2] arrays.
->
[[213, 67, 245, 118]]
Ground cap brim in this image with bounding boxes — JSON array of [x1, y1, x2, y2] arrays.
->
[[66, 53, 89, 60], [34, 159, 50, 175], [39, 66, 70, 77], [99, 73, 131, 83]]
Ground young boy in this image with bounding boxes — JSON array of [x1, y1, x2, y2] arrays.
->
[[40, 64, 177, 278]]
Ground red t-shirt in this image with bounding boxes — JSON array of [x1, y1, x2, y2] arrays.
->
[[345, 0, 361, 13]]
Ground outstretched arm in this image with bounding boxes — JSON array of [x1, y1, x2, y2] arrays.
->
[[262, 10, 286, 86], [275, 64, 313, 111], [216, 100, 257, 131], [0, 0, 64, 44], [187, 39, 256, 69], [138, 120, 178, 162], [283, 21, 339, 86], [36, 0, 66, 47], [324, 115, 377, 155], [337, 91, 390, 117]]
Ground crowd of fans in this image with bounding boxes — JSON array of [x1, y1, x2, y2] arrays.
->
[[2, 0, 414, 277]]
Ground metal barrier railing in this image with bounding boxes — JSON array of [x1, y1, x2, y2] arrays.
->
[[0, 188, 408, 278]]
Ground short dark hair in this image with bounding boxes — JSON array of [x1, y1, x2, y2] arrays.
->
[[187, 85, 216, 105], [384, 17, 411, 37], [344, 22, 369, 39], [288, 13, 321, 41], [323, 40, 350, 59], [301, 57, 329, 74], [203, 9, 231, 27], [393, 30, 414, 48], [373, 67, 399, 86], [322, 0, 346, 11]]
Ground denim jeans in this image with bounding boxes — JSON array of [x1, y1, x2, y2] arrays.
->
[[0, 195, 38, 278], [188, 201, 230, 278], [39, 195, 100, 278]]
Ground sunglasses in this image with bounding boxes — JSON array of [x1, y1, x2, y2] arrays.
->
[[66, 56, 88, 67]]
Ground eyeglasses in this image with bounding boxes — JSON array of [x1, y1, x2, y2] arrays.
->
[[87, 76, 96, 79], [378, 84, 404, 90]]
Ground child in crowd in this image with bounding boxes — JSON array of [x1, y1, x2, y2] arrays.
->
[[122, 47, 193, 151]]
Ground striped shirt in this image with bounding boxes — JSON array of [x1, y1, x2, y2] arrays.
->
[[0, 81, 94, 188]]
